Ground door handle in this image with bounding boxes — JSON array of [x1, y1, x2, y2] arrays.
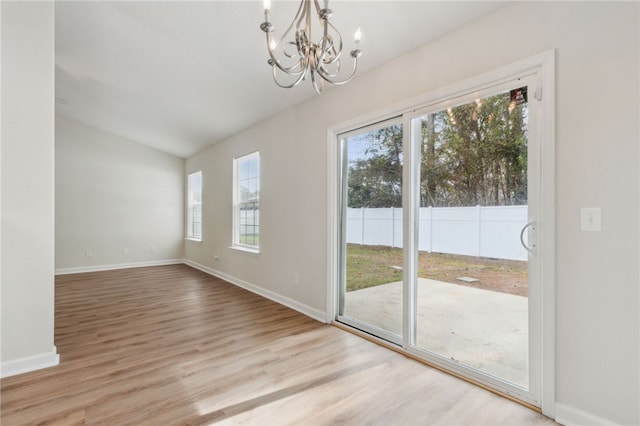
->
[[520, 221, 536, 254]]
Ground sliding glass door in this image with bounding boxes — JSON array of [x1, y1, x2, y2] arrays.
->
[[410, 84, 533, 390], [336, 75, 542, 403], [338, 118, 404, 344]]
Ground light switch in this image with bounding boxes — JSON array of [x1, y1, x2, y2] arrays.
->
[[581, 207, 601, 232]]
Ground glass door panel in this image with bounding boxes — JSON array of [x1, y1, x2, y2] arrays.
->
[[338, 119, 404, 343], [413, 87, 530, 388]]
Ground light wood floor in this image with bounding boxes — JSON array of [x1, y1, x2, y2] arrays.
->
[[1, 265, 557, 425]]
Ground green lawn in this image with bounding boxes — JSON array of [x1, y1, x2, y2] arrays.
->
[[345, 244, 528, 296], [346, 244, 403, 291], [239, 234, 259, 246]]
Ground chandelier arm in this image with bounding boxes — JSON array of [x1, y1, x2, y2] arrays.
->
[[274, 47, 311, 81], [310, 68, 324, 94], [264, 0, 307, 74], [304, 1, 312, 37], [283, 41, 298, 59], [314, 1, 335, 69], [265, 34, 306, 76], [272, 63, 308, 89], [313, 0, 322, 16], [318, 59, 341, 79], [315, 45, 341, 79], [331, 24, 344, 62], [315, 55, 359, 85], [317, 15, 330, 66], [317, 41, 340, 71], [286, 0, 307, 42], [316, 0, 328, 53], [320, 21, 343, 66]]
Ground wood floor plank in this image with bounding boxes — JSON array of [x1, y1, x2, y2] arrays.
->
[[1, 264, 557, 425]]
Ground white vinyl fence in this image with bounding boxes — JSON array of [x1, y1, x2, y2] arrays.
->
[[346, 205, 528, 261]]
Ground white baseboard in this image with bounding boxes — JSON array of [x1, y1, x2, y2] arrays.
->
[[55, 259, 184, 275], [1, 346, 60, 378], [555, 402, 621, 426], [184, 260, 327, 323]]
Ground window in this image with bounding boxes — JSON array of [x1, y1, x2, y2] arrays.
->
[[233, 152, 260, 252], [187, 171, 202, 241]]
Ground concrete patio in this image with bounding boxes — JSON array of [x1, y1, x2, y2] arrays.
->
[[344, 279, 528, 387]]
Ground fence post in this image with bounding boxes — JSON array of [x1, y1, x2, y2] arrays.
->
[[391, 207, 395, 248], [428, 206, 433, 253], [360, 207, 365, 245], [476, 205, 482, 257]]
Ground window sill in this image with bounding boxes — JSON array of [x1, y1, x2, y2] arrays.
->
[[230, 245, 260, 255], [185, 237, 202, 243]]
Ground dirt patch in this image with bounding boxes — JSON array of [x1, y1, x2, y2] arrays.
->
[[418, 252, 528, 297]]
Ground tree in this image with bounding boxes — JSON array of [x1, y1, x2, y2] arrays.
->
[[419, 91, 528, 207], [347, 124, 403, 208], [346, 90, 528, 208]]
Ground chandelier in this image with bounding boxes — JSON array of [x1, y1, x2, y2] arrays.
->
[[260, 0, 362, 94]]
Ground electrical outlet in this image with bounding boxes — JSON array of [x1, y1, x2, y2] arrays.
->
[[123, 248, 129, 256], [85, 249, 93, 258], [150, 246, 157, 253], [293, 273, 300, 287]]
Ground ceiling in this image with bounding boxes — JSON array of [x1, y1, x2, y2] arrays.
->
[[55, 1, 505, 158]]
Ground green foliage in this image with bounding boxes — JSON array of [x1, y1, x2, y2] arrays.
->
[[347, 124, 403, 208], [347, 91, 528, 208]]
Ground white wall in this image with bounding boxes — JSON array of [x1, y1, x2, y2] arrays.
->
[[1, 2, 59, 376], [55, 114, 184, 272], [186, 2, 639, 424]]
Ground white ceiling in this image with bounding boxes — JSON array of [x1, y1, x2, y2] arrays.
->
[[55, 1, 505, 158]]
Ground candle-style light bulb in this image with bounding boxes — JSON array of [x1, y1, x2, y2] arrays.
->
[[354, 27, 362, 45], [269, 39, 277, 50], [262, 0, 271, 25]]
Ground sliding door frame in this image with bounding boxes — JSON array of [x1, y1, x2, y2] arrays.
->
[[404, 74, 541, 403], [336, 116, 405, 345], [327, 50, 555, 415]]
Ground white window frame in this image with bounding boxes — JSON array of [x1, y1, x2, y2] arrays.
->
[[186, 171, 202, 241], [232, 151, 260, 253]]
